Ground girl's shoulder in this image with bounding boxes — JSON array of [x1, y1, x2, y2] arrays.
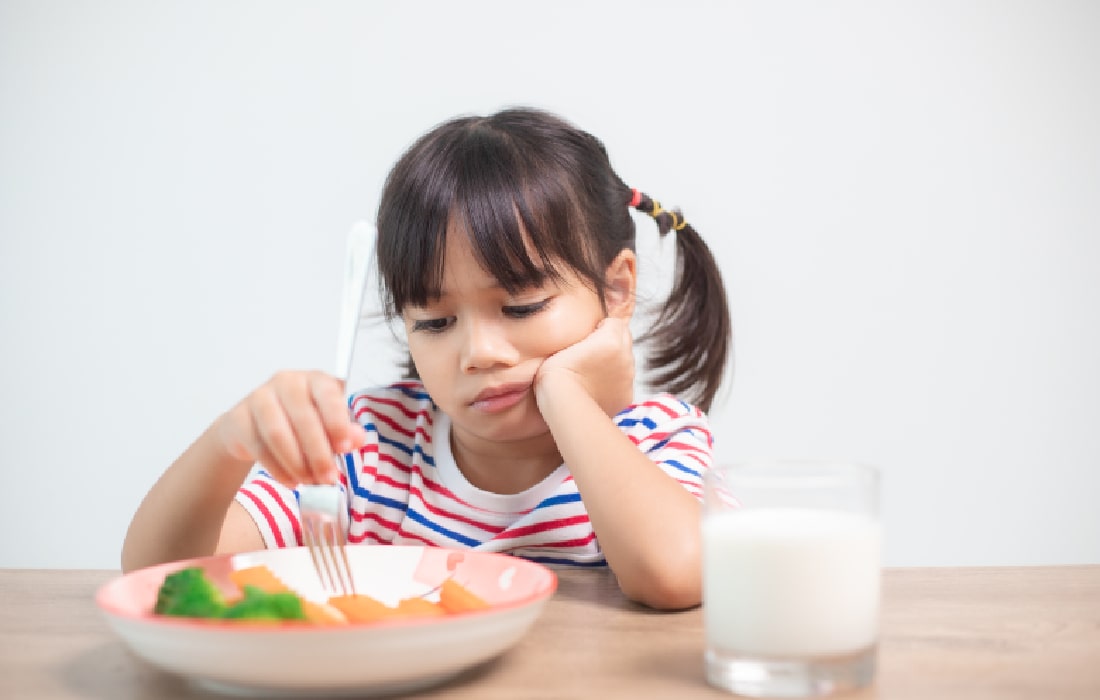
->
[[620, 394, 712, 453], [617, 393, 708, 424], [615, 393, 712, 445]]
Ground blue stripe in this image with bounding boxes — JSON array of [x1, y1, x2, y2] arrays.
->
[[536, 492, 582, 508], [646, 437, 671, 454], [376, 433, 435, 467], [616, 416, 657, 430], [664, 459, 701, 479], [404, 508, 481, 547], [518, 555, 607, 567]]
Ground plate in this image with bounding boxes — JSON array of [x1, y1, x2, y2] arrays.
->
[[96, 546, 557, 697]]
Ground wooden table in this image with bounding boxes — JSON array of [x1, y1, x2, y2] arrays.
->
[[1, 566, 1097, 699]]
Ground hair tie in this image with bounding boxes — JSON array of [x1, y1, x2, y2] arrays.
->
[[629, 188, 688, 232]]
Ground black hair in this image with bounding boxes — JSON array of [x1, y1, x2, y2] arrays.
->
[[375, 108, 731, 412]]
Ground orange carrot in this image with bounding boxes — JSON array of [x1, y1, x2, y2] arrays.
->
[[229, 565, 291, 594], [328, 594, 401, 623], [229, 565, 346, 625], [395, 597, 446, 617]]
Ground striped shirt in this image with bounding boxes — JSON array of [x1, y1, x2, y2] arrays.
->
[[236, 381, 713, 567]]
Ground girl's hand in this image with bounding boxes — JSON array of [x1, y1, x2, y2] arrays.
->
[[214, 370, 367, 488], [534, 317, 635, 418]]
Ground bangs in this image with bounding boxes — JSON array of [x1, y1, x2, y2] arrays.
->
[[377, 118, 594, 314]]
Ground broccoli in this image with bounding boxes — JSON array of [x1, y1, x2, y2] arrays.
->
[[153, 567, 308, 623], [221, 585, 307, 622], [154, 566, 228, 618]]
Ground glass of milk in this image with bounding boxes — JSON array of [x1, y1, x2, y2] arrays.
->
[[702, 461, 882, 697]]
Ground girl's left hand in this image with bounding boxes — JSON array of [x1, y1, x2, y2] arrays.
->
[[534, 317, 635, 418]]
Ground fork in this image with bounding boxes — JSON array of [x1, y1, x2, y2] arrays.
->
[[298, 221, 374, 597]]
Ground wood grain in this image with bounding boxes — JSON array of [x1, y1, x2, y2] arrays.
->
[[0, 565, 1096, 699]]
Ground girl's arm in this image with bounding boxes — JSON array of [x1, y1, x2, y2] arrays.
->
[[121, 370, 365, 572], [121, 423, 261, 572], [535, 318, 704, 610]]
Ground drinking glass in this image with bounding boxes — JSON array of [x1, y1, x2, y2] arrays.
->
[[702, 460, 882, 697]]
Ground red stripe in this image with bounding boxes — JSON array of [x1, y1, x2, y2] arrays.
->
[[659, 441, 710, 467], [350, 508, 403, 532], [495, 513, 590, 540], [379, 453, 414, 474], [676, 479, 704, 495], [408, 485, 505, 534], [359, 442, 380, 454], [414, 472, 484, 511], [352, 394, 432, 424], [240, 487, 288, 548], [354, 406, 432, 442], [635, 398, 682, 420], [528, 531, 597, 548], [661, 439, 709, 453], [254, 479, 302, 543], [348, 530, 390, 545], [393, 528, 438, 547]]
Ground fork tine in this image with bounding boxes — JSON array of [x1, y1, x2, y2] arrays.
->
[[302, 515, 333, 594], [334, 526, 356, 595], [318, 521, 342, 595], [298, 484, 356, 597]]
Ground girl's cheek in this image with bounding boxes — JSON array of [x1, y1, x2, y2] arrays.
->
[[530, 304, 599, 352]]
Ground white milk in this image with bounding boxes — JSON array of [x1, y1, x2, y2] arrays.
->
[[703, 508, 882, 658]]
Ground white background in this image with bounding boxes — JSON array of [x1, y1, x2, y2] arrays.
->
[[2, 1, 1098, 569]]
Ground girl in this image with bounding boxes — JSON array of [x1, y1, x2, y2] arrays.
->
[[122, 108, 731, 610]]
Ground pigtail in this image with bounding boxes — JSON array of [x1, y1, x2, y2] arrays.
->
[[631, 189, 731, 413]]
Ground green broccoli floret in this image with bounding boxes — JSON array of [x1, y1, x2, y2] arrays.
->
[[154, 566, 228, 618], [221, 585, 307, 622]]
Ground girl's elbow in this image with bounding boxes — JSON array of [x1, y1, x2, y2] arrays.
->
[[619, 567, 702, 611]]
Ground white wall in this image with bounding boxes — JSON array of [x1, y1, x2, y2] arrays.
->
[[2, 1, 1098, 569]]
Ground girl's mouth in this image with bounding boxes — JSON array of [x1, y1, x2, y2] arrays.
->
[[470, 384, 530, 413]]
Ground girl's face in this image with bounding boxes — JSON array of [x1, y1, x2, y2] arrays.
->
[[402, 224, 625, 447]]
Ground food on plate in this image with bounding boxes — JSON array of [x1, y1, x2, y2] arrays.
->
[[155, 566, 306, 622], [152, 564, 488, 625], [230, 565, 345, 624]]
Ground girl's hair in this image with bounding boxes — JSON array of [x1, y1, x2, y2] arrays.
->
[[375, 107, 731, 412]]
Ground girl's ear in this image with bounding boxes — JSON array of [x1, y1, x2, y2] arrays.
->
[[604, 249, 637, 319]]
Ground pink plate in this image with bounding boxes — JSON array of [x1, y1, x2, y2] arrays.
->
[[96, 546, 557, 697]]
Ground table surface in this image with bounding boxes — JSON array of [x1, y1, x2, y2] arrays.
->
[[1, 565, 1098, 699]]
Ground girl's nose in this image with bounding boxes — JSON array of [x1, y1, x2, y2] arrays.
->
[[460, 317, 517, 372]]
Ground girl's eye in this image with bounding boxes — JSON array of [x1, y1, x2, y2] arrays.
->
[[411, 317, 453, 333], [503, 298, 551, 319]]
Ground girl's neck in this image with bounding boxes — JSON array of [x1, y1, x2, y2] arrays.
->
[[448, 427, 563, 495]]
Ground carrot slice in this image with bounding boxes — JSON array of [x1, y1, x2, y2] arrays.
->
[[229, 565, 346, 625], [395, 597, 446, 617], [328, 594, 401, 623], [229, 565, 290, 593], [438, 579, 489, 613], [300, 600, 348, 625]]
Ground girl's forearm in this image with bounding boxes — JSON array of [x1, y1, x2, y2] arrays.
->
[[537, 382, 703, 610], [120, 422, 254, 572]]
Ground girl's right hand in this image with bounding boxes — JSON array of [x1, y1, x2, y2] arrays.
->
[[213, 370, 367, 488]]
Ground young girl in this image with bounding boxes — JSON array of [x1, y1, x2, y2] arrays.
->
[[122, 108, 731, 610]]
